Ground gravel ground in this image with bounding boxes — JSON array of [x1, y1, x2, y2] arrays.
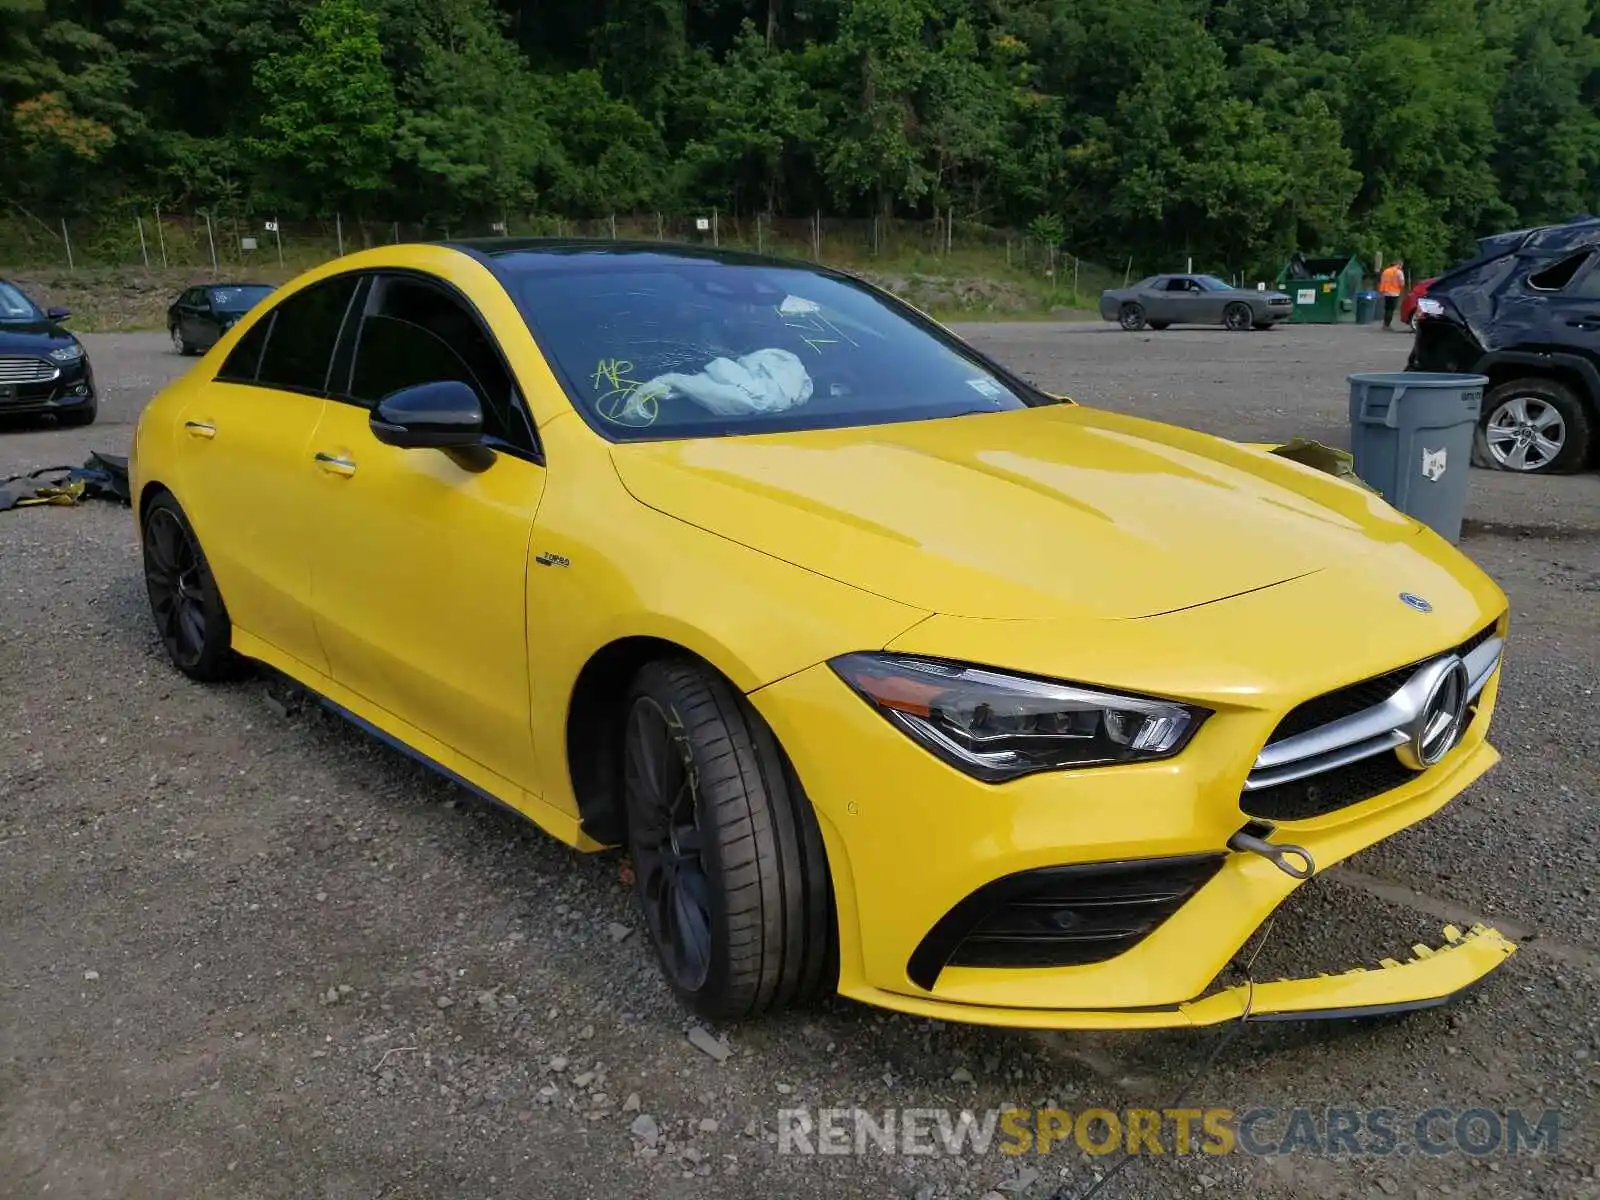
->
[[2, 322, 1597, 1200]]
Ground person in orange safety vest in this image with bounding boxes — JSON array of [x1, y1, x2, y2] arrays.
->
[[1379, 259, 1407, 330]]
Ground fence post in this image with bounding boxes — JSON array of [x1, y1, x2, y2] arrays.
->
[[336, 213, 344, 257], [757, 214, 764, 255], [205, 213, 218, 273], [872, 215, 879, 257], [712, 207, 718, 248], [813, 211, 820, 261], [137, 215, 150, 269], [1073, 257, 1080, 303], [656, 212, 663, 241], [1123, 256, 1133, 286], [609, 213, 617, 240], [273, 216, 283, 266], [61, 218, 74, 271], [947, 210, 954, 256], [155, 205, 169, 268]]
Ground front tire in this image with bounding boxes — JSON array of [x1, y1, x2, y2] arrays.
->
[[1118, 303, 1146, 331], [1223, 302, 1253, 331], [622, 658, 836, 1020], [141, 492, 238, 680], [1473, 378, 1592, 474], [171, 326, 193, 356]]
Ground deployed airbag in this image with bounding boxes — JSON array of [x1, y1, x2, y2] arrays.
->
[[624, 348, 813, 421]]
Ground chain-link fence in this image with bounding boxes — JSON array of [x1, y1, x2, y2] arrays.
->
[[2, 207, 1129, 299]]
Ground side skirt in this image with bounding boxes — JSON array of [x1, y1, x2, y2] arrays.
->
[[230, 625, 607, 852]]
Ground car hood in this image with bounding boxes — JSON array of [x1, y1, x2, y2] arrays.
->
[[0, 319, 73, 353], [609, 404, 1430, 621]]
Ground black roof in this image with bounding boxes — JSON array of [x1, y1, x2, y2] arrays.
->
[[441, 237, 832, 274]]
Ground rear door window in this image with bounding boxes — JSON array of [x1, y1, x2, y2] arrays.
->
[[253, 276, 360, 395], [1526, 252, 1591, 292], [1562, 255, 1600, 300], [216, 314, 274, 384]]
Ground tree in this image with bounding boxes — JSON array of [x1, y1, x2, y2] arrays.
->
[[676, 22, 822, 212], [809, 0, 939, 218], [1491, 5, 1600, 225], [249, 0, 398, 212], [393, 0, 554, 214]]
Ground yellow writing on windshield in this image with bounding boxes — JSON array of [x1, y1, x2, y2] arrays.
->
[[591, 358, 660, 426]]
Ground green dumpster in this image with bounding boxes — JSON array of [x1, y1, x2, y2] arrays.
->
[[1275, 253, 1367, 324]]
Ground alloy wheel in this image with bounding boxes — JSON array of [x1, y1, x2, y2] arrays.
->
[[1485, 395, 1565, 471], [1224, 303, 1251, 331], [143, 507, 208, 668], [624, 696, 713, 992]]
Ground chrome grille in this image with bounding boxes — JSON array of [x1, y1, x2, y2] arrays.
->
[[0, 357, 60, 384], [1241, 626, 1504, 811]]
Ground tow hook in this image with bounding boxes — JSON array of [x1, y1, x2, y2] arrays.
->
[[1229, 824, 1316, 881]]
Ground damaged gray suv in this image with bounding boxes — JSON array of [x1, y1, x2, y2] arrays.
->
[[1409, 215, 1600, 474]]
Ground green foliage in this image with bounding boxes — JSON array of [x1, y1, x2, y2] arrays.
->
[[250, 0, 397, 208], [0, 0, 1595, 274], [393, 0, 552, 213]]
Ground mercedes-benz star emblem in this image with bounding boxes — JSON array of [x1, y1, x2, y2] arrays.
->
[[1397, 656, 1471, 770], [1399, 592, 1433, 613]]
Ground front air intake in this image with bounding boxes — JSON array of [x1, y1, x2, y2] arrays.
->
[[906, 854, 1224, 991]]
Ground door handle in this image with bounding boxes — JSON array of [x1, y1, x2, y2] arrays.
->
[[184, 420, 216, 439], [314, 452, 357, 477]]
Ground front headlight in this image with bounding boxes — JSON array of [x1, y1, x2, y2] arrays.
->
[[48, 342, 85, 363], [829, 654, 1207, 782]]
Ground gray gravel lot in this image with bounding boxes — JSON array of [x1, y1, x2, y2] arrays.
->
[[3, 323, 1597, 1200]]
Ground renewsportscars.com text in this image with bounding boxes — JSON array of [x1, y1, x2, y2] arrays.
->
[[776, 1105, 1563, 1159]]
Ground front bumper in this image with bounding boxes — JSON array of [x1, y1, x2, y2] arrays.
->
[[0, 357, 96, 415], [751, 646, 1511, 1029]]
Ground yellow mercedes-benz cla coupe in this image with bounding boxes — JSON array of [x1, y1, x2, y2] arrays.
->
[[131, 240, 1515, 1029]]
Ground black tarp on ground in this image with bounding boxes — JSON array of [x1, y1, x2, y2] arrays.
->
[[0, 452, 131, 512]]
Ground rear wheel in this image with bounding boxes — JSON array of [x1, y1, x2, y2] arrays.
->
[[1473, 378, 1592, 474], [141, 492, 238, 680], [1223, 302, 1253, 331], [1118, 303, 1146, 331], [622, 658, 836, 1020], [171, 326, 193, 356]]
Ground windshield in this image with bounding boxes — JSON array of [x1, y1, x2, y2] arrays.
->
[[507, 252, 1043, 441], [1195, 276, 1233, 292], [209, 285, 273, 310], [0, 282, 42, 321]]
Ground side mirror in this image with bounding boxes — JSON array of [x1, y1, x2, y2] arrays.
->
[[46, 307, 71, 320], [370, 380, 484, 450]]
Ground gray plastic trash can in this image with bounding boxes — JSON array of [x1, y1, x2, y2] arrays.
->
[[1348, 372, 1486, 543]]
